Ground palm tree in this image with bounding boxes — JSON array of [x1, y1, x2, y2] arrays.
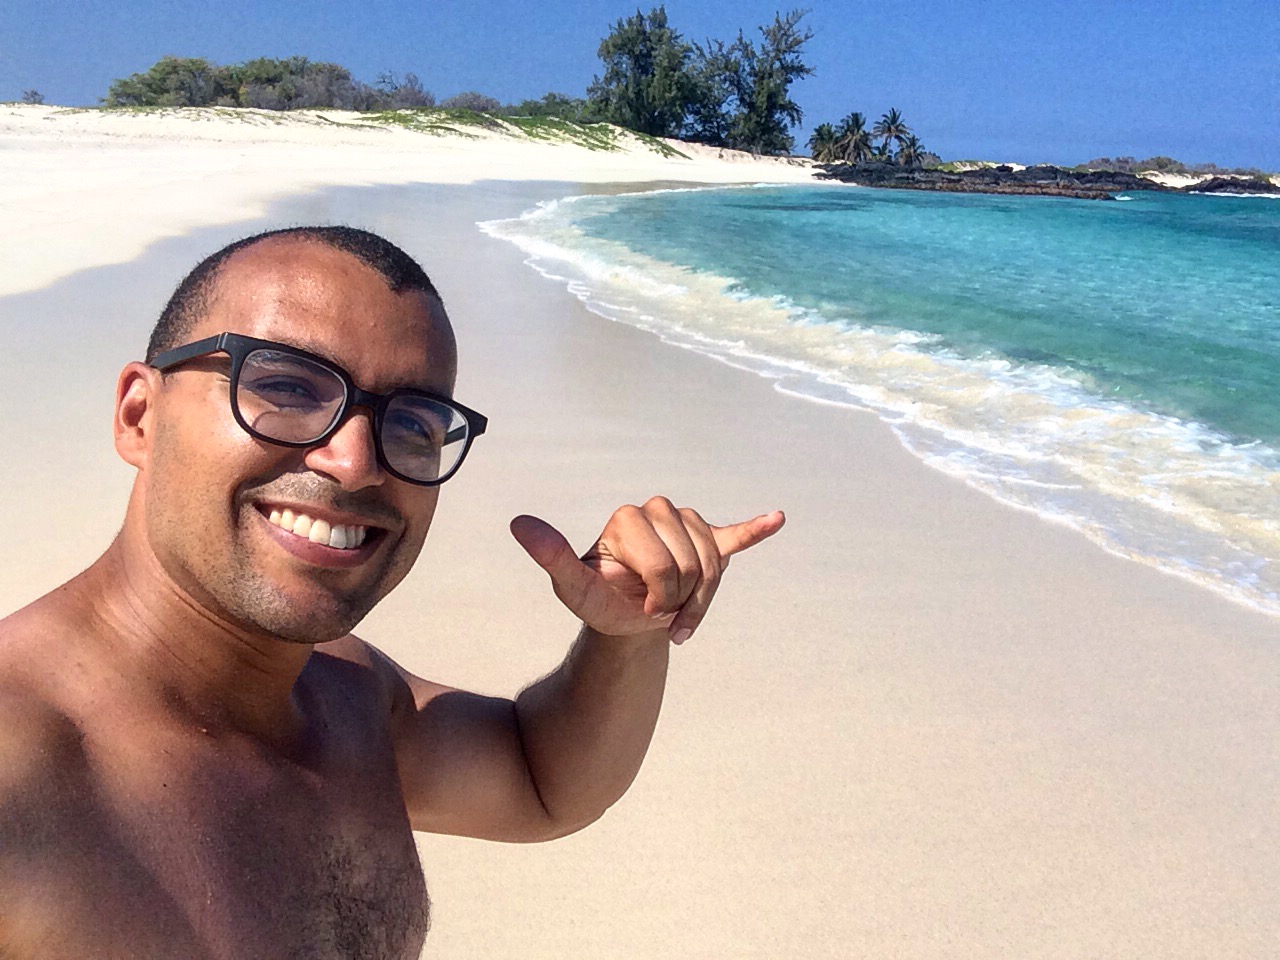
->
[[807, 123, 841, 163], [872, 108, 911, 160], [836, 111, 874, 163], [896, 134, 927, 168]]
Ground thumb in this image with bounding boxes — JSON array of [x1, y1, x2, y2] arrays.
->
[[510, 514, 584, 584]]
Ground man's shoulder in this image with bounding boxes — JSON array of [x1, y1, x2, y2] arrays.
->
[[0, 683, 86, 821], [0, 584, 87, 663], [0, 597, 85, 761]]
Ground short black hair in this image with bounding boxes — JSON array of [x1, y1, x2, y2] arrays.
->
[[146, 225, 443, 362]]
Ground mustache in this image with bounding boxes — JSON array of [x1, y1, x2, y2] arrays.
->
[[242, 473, 405, 529]]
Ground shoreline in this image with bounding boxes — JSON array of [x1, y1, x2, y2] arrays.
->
[[481, 185, 1280, 622], [4, 113, 1279, 957]]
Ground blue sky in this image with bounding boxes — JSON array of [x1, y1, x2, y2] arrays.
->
[[2, 0, 1276, 168]]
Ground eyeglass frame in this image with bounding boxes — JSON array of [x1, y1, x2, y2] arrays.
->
[[148, 331, 488, 487]]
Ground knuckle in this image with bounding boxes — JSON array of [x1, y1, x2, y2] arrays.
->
[[611, 504, 643, 528], [645, 495, 677, 514]]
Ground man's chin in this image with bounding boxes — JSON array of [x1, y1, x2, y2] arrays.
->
[[222, 582, 378, 644]]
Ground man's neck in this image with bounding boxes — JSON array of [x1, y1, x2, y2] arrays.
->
[[73, 535, 314, 744]]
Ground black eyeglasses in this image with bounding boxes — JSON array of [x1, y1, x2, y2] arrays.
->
[[150, 332, 487, 486]]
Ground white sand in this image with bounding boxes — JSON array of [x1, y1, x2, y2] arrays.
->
[[0, 104, 815, 298], [2, 107, 1278, 959], [1138, 170, 1280, 189]]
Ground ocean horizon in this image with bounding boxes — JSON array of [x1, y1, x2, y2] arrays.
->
[[482, 184, 1280, 617]]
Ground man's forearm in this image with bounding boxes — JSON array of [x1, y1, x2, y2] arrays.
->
[[513, 625, 670, 836]]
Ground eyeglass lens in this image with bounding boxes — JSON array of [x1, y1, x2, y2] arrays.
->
[[235, 348, 470, 482]]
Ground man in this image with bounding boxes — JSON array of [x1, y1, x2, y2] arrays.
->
[[0, 226, 783, 958]]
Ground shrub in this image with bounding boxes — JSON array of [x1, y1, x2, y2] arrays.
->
[[440, 91, 501, 112]]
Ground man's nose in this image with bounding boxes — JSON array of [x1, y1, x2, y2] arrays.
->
[[302, 407, 385, 491]]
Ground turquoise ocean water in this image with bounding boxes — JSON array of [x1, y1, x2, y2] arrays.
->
[[481, 185, 1280, 615]]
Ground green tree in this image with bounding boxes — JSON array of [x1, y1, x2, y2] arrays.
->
[[21, 89, 44, 105], [724, 9, 815, 155], [836, 111, 873, 163], [104, 56, 233, 107], [807, 122, 840, 162], [683, 38, 736, 146], [872, 108, 911, 159], [896, 134, 927, 167], [588, 6, 694, 137]]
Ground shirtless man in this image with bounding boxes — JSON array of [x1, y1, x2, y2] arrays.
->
[[0, 226, 783, 959]]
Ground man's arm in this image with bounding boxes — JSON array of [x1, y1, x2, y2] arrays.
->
[[374, 497, 784, 842]]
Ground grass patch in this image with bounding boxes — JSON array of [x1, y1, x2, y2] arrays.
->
[[21, 104, 691, 158], [367, 108, 685, 157], [628, 129, 689, 159], [364, 108, 497, 138]]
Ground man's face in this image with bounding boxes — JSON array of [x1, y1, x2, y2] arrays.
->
[[141, 239, 459, 642]]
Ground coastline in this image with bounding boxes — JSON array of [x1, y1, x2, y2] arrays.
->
[[3, 112, 1279, 957], [815, 161, 1280, 199]]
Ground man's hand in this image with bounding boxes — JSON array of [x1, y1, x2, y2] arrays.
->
[[510, 497, 785, 644]]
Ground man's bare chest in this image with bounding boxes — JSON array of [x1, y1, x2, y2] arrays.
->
[[12, 718, 429, 960]]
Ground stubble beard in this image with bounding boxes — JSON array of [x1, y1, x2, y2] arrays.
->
[[148, 486, 410, 646], [210, 500, 410, 643]]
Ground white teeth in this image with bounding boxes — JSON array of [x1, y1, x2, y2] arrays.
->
[[264, 509, 369, 550]]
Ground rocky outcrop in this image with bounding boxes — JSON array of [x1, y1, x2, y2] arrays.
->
[[1185, 176, 1280, 195], [815, 161, 1171, 200]]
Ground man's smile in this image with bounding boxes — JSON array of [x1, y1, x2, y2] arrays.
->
[[267, 508, 369, 550], [254, 502, 391, 568]]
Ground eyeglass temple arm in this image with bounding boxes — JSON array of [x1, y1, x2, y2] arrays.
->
[[149, 333, 231, 370], [448, 412, 487, 444]]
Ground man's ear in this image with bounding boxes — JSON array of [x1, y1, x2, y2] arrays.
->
[[114, 361, 161, 469]]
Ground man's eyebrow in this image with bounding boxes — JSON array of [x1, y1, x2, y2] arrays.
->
[[263, 335, 340, 364], [270, 336, 453, 397]]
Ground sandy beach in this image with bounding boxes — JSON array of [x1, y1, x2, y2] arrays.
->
[[2, 106, 1278, 958]]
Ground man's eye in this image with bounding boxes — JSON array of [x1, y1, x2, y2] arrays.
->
[[246, 378, 323, 405], [388, 410, 445, 445]]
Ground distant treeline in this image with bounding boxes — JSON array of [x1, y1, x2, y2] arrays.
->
[[107, 56, 442, 111], [104, 55, 599, 120], [93, 28, 1269, 171], [100, 6, 817, 156]]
